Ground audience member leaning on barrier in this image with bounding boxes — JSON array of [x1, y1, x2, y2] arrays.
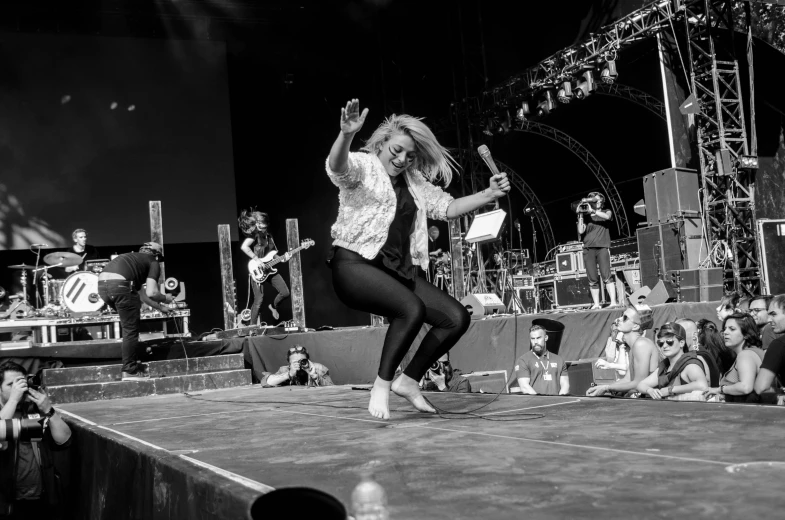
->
[[636, 322, 709, 401], [586, 305, 659, 397], [703, 313, 767, 402]]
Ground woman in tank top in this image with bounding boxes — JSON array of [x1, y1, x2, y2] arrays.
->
[[703, 313, 765, 403]]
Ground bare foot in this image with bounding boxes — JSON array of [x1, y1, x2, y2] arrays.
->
[[268, 304, 279, 321], [368, 377, 392, 420], [391, 375, 436, 414]]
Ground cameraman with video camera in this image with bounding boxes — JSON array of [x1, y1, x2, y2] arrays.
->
[[576, 191, 617, 310], [1, 362, 71, 519], [261, 345, 334, 387]]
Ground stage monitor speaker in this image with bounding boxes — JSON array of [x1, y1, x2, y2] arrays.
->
[[643, 280, 677, 306], [757, 219, 785, 295], [461, 293, 505, 318], [628, 286, 651, 306]]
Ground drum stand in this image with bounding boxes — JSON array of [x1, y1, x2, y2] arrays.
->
[[434, 270, 450, 292]]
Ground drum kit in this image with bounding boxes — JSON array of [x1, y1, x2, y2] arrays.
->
[[5, 251, 110, 319]]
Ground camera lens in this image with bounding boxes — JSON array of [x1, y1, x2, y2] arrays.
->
[[299, 359, 309, 369]]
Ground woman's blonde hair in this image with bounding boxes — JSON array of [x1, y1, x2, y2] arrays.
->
[[361, 114, 458, 186]]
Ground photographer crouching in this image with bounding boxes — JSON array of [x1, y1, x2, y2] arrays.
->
[[1, 362, 71, 520], [420, 355, 472, 393], [575, 191, 617, 309], [261, 345, 335, 387]]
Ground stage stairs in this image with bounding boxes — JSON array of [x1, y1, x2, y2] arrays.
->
[[43, 354, 251, 404]]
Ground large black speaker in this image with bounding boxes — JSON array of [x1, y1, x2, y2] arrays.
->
[[636, 218, 705, 290]]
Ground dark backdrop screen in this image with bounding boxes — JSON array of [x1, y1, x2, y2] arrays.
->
[[0, 33, 236, 250]]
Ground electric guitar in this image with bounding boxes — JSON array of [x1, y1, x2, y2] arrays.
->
[[248, 239, 315, 283]]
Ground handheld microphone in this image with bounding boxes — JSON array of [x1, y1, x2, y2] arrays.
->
[[477, 145, 502, 177], [513, 219, 521, 229], [31, 243, 48, 248]]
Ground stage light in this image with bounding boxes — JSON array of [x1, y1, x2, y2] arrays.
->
[[499, 111, 512, 134], [557, 81, 572, 104], [536, 91, 555, 117], [739, 155, 759, 170], [600, 60, 618, 84], [574, 70, 596, 100], [516, 101, 530, 121], [483, 117, 495, 136]]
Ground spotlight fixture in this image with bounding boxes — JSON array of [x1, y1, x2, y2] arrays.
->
[[516, 101, 530, 121], [557, 81, 573, 104], [600, 60, 618, 84], [574, 69, 596, 100], [739, 155, 759, 170], [536, 91, 555, 117]]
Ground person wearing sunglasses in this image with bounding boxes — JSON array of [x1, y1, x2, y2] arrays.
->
[[261, 345, 334, 387], [703, 313, 765, 402], [586, 304, 658, 397], [747, 295, 783, 350], [637, 322, 709, 400]]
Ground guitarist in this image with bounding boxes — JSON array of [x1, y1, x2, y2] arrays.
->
[[239, 209, 290, 324]]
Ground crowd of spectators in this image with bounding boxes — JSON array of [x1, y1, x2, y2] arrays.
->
[[587, 293, 785, 404]]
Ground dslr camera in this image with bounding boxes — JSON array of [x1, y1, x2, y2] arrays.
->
[[424, 361, 444, 380]]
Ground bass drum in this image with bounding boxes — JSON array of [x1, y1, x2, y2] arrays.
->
[[61, 272, 105, 315]]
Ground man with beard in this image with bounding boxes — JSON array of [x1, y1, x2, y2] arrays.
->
[[515, 325, 569, 395], [586, 304, 659, 397]]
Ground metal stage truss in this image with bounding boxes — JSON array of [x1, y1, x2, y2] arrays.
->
[[514, 120, 631, 238], [595, 82, 667, 121], [454, 0, 759, 294], [683, 0, 758, 294]]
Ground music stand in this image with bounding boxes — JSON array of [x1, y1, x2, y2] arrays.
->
[[465, 209, 507, 244]]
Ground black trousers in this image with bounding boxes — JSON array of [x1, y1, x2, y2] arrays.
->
[[330, 247, 470, 381], [250, 273, 290, 325], [97, 280, 141, 373], [583, 247, 612, 288]]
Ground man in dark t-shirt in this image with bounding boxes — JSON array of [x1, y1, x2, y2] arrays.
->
[[579, 191, 617, 309], [97, 242, 174, 380], [753, 295, 785, 397]]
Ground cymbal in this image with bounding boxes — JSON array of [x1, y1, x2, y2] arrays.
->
[[44, 251, 82, 267], [8, 264, 36, 270]]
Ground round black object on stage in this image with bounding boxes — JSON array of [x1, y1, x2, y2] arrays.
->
[[249, 487, 347, 519], [532, 318, 565, 355]]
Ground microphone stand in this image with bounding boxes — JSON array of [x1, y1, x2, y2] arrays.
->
[[32, 245, 42, 308], [528, 213, 540, 314]]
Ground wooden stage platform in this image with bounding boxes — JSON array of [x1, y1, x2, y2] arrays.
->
[[58, 384, 785, 519]]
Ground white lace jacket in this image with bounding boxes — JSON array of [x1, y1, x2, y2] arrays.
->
[[326, 152, 454, 269]]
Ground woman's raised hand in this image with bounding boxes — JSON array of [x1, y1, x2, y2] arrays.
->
[[340, 99, 369, 135]]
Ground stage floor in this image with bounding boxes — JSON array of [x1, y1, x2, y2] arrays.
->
[[59, 385, 785, 519]]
